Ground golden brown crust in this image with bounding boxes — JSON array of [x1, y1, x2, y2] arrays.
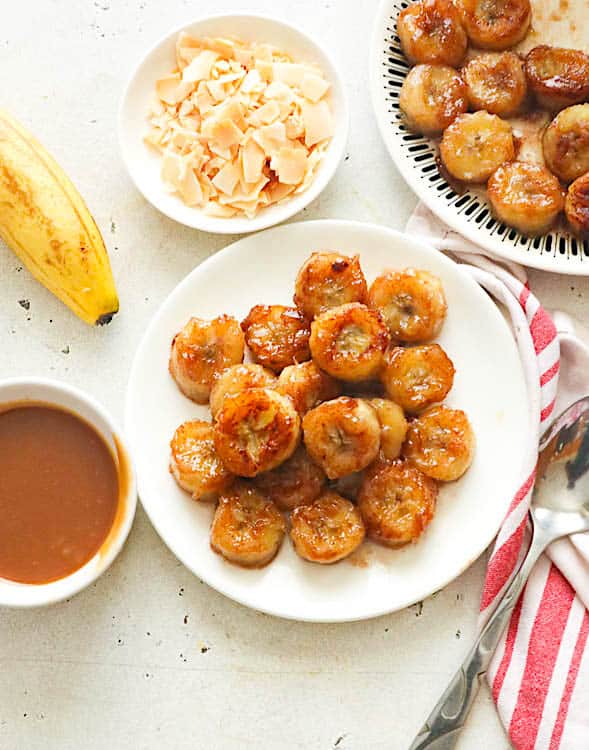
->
[[462, 52, 527, 117], [397, 0, 468, 67], [403, 404, 475, 481], [440, 111, 515, 184], [357, 460, 438, 547], [456, 0, 531, 50], [253, 445, 326, 511], [209, 363, 277, 419], [302, 397, 381, 479], [210, 481, 286, 567], [566, 173, 589, 236], [369, 398, 408, 461], [400, 64, 468, 135], [525, 46, 589, 111], [488, 162, 564, 236], [290, 491, 365, 564], [241, 304, 310, 373], [169, 419, 233, 501], [542, 105, 589, 184], [213, 388, 300, 477], [293, 252, 368, 319], [309, 303, 390, 382], [169, 315, 245, 403], [277, 360, 342, 415], [381, 344, 455, 414], [367, 268, 447, 343]]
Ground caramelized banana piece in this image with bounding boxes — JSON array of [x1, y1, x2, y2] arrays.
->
[[210, 481, 285, 568], [369, 398, 408, 460], [400, 64, 468, 135], [403, 404, 475, 481], [210, 363, 277, 419], [382, 344, 455, 413], [358, 460, 438, 547], [214, 388, 300, 477], [525, 46, 589, 111], [488, 162, 564, 235], [566, 173, 589, 236], [303, 397, 381, 479], [462, 52, 527, 117], [294, 251, 368, 319], [440, 111, 515, 183], [169, 315, 245, 403], [397, 0, 468, 67], [543, 105, 589, 184], [169, 420, 233, 502], [241, 305, 310, 373], [456, 0, 531, 50], [309, 303, 389, 382], [277, 360, 341, 416], [290, 491, 365, 564], [253, 445, 325, 511], [367, 268, 447, 343]]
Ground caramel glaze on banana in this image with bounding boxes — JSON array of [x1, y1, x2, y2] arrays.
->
[[290, 491, 366, 564], [566, 173, 589, 236], [213, 388, 300, 477], [210, 481, 285, 568], [397, 0, 468, 67], [525, 46, 589, 111], [400, 64, 468, 135], [455, 0, 531, 50]]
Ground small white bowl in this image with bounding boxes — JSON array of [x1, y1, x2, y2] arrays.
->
[[0, 378, 137, 608], [119, 13, 349, 234]]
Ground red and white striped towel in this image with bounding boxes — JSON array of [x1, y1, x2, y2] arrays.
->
[[407, 204, 589, 750]]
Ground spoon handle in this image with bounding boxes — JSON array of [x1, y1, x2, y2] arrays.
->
[[408, 526, 548, 750]]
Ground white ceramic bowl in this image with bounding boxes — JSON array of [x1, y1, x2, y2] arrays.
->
[[0, 378, 137, 608], [119, 14, 349, 234]]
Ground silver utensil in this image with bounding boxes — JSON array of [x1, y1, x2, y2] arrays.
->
[[409, 396, 589, 750]]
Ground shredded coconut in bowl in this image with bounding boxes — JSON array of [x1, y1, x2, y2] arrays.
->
[[145, 33, 335, 219]]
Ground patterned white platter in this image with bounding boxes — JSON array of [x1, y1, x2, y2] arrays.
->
[[370, 0, 589, 274]]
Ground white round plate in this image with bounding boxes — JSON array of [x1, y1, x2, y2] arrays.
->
[[119, 14, 348, 235], [370, 0, 589, 274], [126, 219, 528, 622]]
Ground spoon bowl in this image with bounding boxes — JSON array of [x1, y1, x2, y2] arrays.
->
[[533, 396, 589, 535]]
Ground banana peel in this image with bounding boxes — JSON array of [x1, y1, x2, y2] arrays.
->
[[0, 109, 119, 325]]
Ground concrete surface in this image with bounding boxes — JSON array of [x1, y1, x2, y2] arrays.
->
[[2, 1, 589, 748]]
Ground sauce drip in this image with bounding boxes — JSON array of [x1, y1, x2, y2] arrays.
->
[[0, 404, 119, 584]]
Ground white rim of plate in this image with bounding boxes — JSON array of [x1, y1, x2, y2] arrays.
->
[[369, 0, 589, 275], [125, 218, 528, 622]]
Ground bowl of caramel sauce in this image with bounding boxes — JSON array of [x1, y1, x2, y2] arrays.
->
[[0, 378, 136, 607]]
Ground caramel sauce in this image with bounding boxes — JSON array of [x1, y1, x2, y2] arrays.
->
[[0, 403, 120, 584]]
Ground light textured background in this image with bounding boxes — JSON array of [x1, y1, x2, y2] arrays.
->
[[2, 1, 589, 748]]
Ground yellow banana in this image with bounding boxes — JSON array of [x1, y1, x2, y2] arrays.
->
[[0, 110, 119, 325]]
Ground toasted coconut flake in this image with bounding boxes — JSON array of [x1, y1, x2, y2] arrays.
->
[[240, 138, 266, 183], [301, 73, 330, 103], [212, 160, 241, 196], [147, 33, 334, 217], [182, 50, 220, 83], [156, 74, 193, 105], [301, 100, 333, 147], [271, 147, 308, 185]]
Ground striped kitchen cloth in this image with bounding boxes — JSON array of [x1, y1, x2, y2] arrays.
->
[[407, 203, 589, 750]]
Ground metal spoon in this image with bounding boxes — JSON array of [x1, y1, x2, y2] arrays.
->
[[409, 396, 589, 750]]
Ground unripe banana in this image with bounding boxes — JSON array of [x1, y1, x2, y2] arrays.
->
[[0, 110, 119, 325]]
